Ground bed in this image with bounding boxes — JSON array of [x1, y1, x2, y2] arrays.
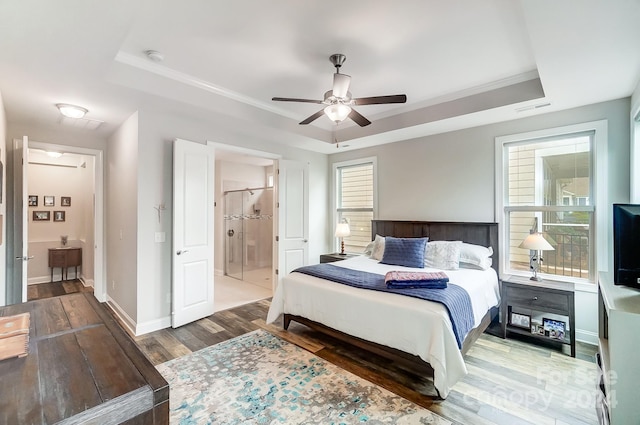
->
[[266, 220, 500, 398]]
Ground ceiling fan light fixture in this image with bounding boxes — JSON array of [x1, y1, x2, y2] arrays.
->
[[324, 104, 351, 123], [56, 103, 88, 119]]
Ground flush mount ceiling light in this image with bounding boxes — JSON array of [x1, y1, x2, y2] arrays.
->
[[46, 151, 63, 158], [144, 49, 164, 62], [56, 103, 88, 119]]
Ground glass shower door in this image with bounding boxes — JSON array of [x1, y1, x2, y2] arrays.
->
[[224, 191, 243, 280]]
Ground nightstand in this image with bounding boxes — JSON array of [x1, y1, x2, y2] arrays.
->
[[320, 253, 356, 263], [501, 276, 576, 357]]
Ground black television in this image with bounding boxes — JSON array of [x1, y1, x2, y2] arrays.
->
[[613, 203, 640, 288]]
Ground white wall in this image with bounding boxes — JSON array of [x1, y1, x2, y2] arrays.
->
[[0, 90, 6, 306], [106, 111, 139, 325], [329, 98, 632, 344], [133, 108, 329, 334]]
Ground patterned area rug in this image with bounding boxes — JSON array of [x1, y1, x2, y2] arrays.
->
[[156, 329, 450, 424]]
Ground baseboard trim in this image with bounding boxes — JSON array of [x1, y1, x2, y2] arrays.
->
[[105, 296, 137, 336], [28, 276, 52, 285], [576, 329, 598, 346], [136, 316, 172, 336], [80, 277, 94, 288], [104, 295, 170, 337]]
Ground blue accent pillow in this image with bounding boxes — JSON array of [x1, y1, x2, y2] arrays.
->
[[380, 237, 428, 268]]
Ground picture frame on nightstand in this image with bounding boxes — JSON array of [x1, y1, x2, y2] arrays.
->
[[509, 312, 531, 329], [543, 318, 566, 340]]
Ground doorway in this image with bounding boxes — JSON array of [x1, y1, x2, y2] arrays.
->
[[22, 140, 104, 303], [213, 148, 276, 312]]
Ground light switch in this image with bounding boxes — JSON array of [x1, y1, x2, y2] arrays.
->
[[155, 232, 166, 243]]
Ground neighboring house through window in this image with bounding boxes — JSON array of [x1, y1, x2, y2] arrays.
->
[[496, 121, 608, 284], [333, 157, 377, 254]]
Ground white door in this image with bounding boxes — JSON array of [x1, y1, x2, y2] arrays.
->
[[276, 160, 309, 283], [13, 136, 29, 302], [172, 138, 215, 328]]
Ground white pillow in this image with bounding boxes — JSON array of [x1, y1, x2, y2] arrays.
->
[[424, 240, 462, 270], [371, 235, 386, 260], [459, 243, 493, 270]]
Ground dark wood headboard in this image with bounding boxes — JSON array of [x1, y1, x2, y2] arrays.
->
[[371, 220, 499, 274]]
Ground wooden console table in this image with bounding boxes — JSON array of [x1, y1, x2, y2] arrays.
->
[[0, 293, 169, 424], [48, 247, 82, 282]]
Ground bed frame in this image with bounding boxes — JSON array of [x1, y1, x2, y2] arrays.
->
[[283, 220, 499, 397]]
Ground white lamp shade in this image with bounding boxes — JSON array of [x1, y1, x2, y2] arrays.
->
[[324, 104, 351, 122], [519, 233, 554, 251], [335, 223, 351, 238]]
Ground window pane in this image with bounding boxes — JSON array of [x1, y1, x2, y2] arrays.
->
[[339, 211, 373, 253], [507, 135, 591, 207], [508, 211, 592, 280], [340, 164, 373, 209], [337, 161, 374, 254]]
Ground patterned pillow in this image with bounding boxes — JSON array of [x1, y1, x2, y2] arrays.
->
[[371, 235, 386, 260], [380, 237, 428, 268], [425, 241, 463, 270]]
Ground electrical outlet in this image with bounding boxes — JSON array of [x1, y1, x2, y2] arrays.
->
[[112, 280, 116, 289], [155, 232, 166, 243]]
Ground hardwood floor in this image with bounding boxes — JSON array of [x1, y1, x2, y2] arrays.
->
[[27, 279, 93, 301], [134, 299, 599, 425]]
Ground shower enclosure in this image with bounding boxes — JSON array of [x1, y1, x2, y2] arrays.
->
[[224, 187, 273, 283]]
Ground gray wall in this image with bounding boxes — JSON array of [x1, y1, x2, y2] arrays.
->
[[129, 107, 330, 332], [329, 97, 631, 343]]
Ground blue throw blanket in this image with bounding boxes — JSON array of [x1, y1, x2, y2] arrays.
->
[[384, 271, 449, 289], [293, 264, 475, 349]]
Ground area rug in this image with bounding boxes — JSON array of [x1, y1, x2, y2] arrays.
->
[[156, 329, 450, 424]]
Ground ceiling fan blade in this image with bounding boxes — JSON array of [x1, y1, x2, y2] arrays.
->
[[332, 73, 351, 98], [299, 109, 326, 125], [272, 97, 323, 104], [348, 108, 371, 127], [353, 94, 407, 105]]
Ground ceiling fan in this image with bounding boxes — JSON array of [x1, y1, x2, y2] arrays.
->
[[272, 54, 407, 127]]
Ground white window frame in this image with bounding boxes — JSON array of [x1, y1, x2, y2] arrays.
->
[[495, 120, 608, 290], [331, 157, 378, 253]]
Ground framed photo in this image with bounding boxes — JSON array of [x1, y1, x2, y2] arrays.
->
[[509, 312, 531, 329], [531, 322, 545, 336], [61, 196, 71, 207], [33, 211, 50, 221], [28, 195, 38, 207], [44, 195, 55, 207], [543, 318, 566, 340], [53, 211, 66, 222]]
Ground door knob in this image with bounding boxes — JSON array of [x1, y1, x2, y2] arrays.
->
[[177, 250, 189, 255], [15, 256, 34, 261]]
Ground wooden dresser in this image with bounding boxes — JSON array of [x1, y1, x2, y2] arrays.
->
[[48, 247, 82, 282], [0, 293, 169, 424]]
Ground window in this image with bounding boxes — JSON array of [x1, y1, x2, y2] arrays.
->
[[496, 121, 608, 284], [333, 157, 377, 254]]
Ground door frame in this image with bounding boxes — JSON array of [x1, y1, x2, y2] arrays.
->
[[28, 141, 105, 301]]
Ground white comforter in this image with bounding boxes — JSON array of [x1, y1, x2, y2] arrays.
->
[[266, 255, 500, 398]]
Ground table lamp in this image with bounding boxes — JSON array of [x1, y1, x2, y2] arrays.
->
[[519, 232, 554, 281], [335, 222, 351, 255]]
